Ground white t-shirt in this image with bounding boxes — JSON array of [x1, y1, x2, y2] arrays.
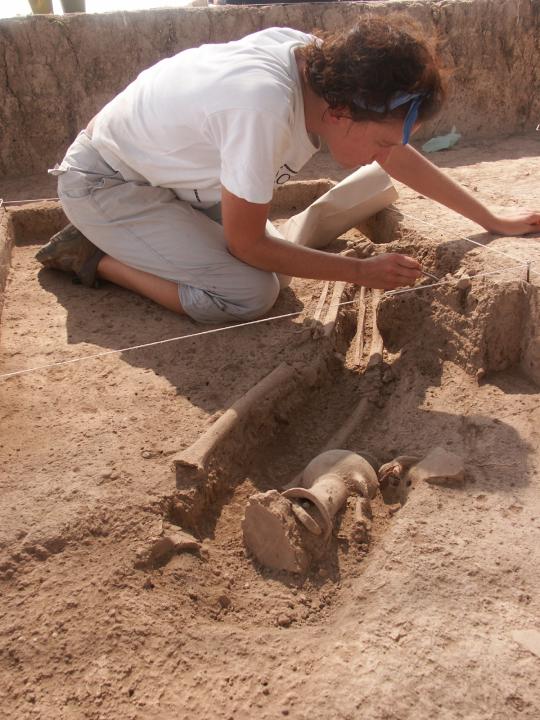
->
[[92, 27, 320, 207]]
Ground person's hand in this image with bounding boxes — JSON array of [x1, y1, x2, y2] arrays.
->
[[484, 209, 540, 236], [357, 253, 422, 290]]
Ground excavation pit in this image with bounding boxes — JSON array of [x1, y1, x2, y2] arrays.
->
[[2, 137, 540, 720], [1, 2, 540, 718]]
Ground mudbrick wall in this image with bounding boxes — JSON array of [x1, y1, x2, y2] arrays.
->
[[0, 209, 13, 325], [0, 0, 539, 181]]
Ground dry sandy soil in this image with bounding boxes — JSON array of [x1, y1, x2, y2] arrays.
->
[[1, 133, 539, 719]]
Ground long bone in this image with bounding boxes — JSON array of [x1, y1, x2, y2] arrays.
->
[[322, 289, 385, 452], [311, 281, 330, 327], [172, 275, 353, 488], [367, 289, 385, 367], [353, 286, 367, 367]]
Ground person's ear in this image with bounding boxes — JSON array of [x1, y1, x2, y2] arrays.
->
[[324, 106, 348, 124]]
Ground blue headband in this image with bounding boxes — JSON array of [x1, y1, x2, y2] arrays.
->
[[353, 92, 424, 145]]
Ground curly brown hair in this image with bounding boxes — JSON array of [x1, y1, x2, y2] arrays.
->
[[301, 16, 445, 124]]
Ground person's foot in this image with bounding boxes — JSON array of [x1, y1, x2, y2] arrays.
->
[[35, 224, 105, 288]]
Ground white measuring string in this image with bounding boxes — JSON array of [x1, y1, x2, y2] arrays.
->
[[2, 196, 538, 278], [1, 259, 532, 382], [385, 264, 528, 297], [387, 206, 540, 276], [0, 197, 60, 207], [0, 200, 537, 381], [2, 195, 538, 259], [0, 300, 358, 381]]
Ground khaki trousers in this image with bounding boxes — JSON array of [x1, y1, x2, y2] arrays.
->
[[52, 132, 397, 323]]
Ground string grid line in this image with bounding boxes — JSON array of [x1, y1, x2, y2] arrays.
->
[[388, 206, 539, 277], [0, 260, 531, 381], [0, 301, 356, 381], [386, 265, 528, 297], [1, 197, 60, 207], [0, 198, 537, 381], [3, 197, 535, 275]]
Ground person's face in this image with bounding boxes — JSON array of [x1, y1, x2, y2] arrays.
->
[[324, 115, 410, 169]]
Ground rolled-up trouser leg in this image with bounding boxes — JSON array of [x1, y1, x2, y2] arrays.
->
[[53, 132, 280, 324], [282, 163, 398, 249], [275, 162, 397, 288]]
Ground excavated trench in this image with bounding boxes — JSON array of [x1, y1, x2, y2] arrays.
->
[[0, 184, 538, 632], [0, 172, 539, 720], [160, 241, 538, 626], [1, 2, 539, 713]]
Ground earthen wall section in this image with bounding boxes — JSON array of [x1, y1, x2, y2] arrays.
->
[[0, 0, 539, 180], [0, 208, 13, 328]]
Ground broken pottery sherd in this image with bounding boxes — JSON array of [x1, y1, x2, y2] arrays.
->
[[378, 455, 419, 505], [135, 528, 201, 568], [166, 528, 202, 553], [408, 447, 465, 485], [242, 490, 309, 574], [511, 629, 540, 658]]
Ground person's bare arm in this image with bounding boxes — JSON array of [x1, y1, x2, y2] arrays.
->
[[221, 186, 421, 290], [381, 144, 540, 236]]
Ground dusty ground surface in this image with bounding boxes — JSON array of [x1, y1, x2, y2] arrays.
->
[[1, 134, 539, 719]]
